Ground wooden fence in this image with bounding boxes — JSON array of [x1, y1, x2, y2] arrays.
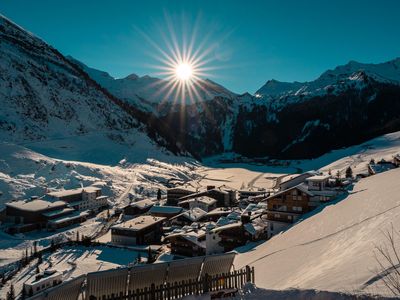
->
[[89, 266, 255, 300]]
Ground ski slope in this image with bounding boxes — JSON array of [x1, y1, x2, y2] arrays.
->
[[234, 168, 400, 296]]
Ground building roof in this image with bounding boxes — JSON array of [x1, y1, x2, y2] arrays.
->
[[211, 222, 242, 233], [265, 183, 314, 201], [112, 215, 166, 232], [47, 210, 90, 225], [206, 207, 233, 216], [129, 199, 154, 210], [47, 186, 101, 198], [42, 207, 75, 218], [181, 208, 207, 221], [6, 199, 67, 212], [24, 269, 62, 287], [279, 171, 319, 186], [179, 196, 217, 206], [149, 205, 183, 215], [306, 175, 331, 182], [167, 186, 197, 193]]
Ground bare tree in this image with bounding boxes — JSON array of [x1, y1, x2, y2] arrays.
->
[[374, 225, 400, 296]]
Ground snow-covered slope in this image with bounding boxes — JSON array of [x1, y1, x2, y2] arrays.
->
[[234, 168, 400, 296], [0, 142, 199, 209], [0, 14, 184, 163], [256, 58, 400, 108], [69, 57, 236, 111]]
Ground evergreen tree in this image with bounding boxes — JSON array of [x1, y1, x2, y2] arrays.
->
[[157, 188, 162, 200], [7, 284, 15, 300], [345, 166, 353, 178], [76, 231, 80, 242], [21, 286, 26, 300], [36, 265, 40, 274]]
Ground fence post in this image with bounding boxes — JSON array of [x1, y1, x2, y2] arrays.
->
[[246, 265, 251, 283], [203, 273, 209, 293], [150, 283, 155, 300], [251, 266, 255, 283]]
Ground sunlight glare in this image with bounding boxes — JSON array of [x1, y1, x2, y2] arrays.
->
[[175, 63, 193, 81]]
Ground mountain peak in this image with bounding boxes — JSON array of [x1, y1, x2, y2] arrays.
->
[[125, 73, 139, 80]]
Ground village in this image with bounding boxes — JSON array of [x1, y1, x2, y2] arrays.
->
[[0, 154, 399, 299]]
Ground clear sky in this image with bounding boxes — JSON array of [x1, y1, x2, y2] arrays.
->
[[1, 0, 399, 93]]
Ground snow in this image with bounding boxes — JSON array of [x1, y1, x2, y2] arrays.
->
[[256, 58, 400, 109], [234, 168, 400, 296]]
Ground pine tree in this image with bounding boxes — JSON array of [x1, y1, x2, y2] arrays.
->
[[21, 286, 26, 300], [345, 166, 353, 178], [157, 189, 162, 200], [36, 265, 40, 274], [7, 284, 15, 300], [76, 231, 80, 242]]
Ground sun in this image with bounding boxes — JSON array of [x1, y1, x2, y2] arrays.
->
[[175, 63, 193, 81]]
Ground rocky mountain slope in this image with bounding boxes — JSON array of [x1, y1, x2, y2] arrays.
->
[[0, 14, 187, 163], [158, 59, 400, 159]]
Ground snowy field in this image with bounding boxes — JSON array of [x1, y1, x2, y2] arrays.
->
[[234, 168, 400, 296], [1, 131, 400, 297]]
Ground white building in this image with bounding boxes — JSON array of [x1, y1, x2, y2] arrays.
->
[[24, 269, 62, 295], [47, 186, 108, 212]]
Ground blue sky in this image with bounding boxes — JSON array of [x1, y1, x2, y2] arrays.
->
[[1, 0, 399, 93]]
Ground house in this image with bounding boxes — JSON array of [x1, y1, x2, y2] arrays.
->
[[5, 199, 89, 233], [46, 186, 108, 212], [241, 203, 268, 223], [111, 215, 165, 245], [204, 207, 234, 222], [166, 187, 197, 206], [178, 196, 217, 212], [166, 228, 206, 257], [238, 188, 268, 200], [123, 199, 154, 216], [206, 222, 246, 255], [264, 184, 314, 238], [368, 159, 397, 175], [178, 187, 236, 208], [278, 171, 318, 191], [24, 269, 62, 296], [148, 205, 184, 219], [170, 207, 207, 226], [393, 154, 400, 167], [305, 174, 330, 191]]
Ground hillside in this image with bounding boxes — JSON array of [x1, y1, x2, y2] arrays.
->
[[234, 168, 400, 296], [0, 14, 186, 163]]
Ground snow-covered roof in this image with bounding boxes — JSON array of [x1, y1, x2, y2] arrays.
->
[[6, 199, 67, 212], [42, 207, 75, 217], [112, 215, 165, 232], [129, 199, 154, 209], [211, 222, 242, 233], [206, 207, 233, 216], [47, 186, 101, 198], [47, 210, 90, 225], [306, 174, 331, 182], [266, 183, 314, 200], [181, 207, 207, 221]]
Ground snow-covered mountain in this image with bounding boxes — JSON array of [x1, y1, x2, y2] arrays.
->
[[0, 14, 186, 163], [256, 58, 400, 108], [68, 57, 236, 113]]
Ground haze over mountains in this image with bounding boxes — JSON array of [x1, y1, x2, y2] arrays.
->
[[1, 13, 400, 163]]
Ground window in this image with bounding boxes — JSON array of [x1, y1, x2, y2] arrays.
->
[[293, 206, 302, 212], [288, 215, 292, 220]]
